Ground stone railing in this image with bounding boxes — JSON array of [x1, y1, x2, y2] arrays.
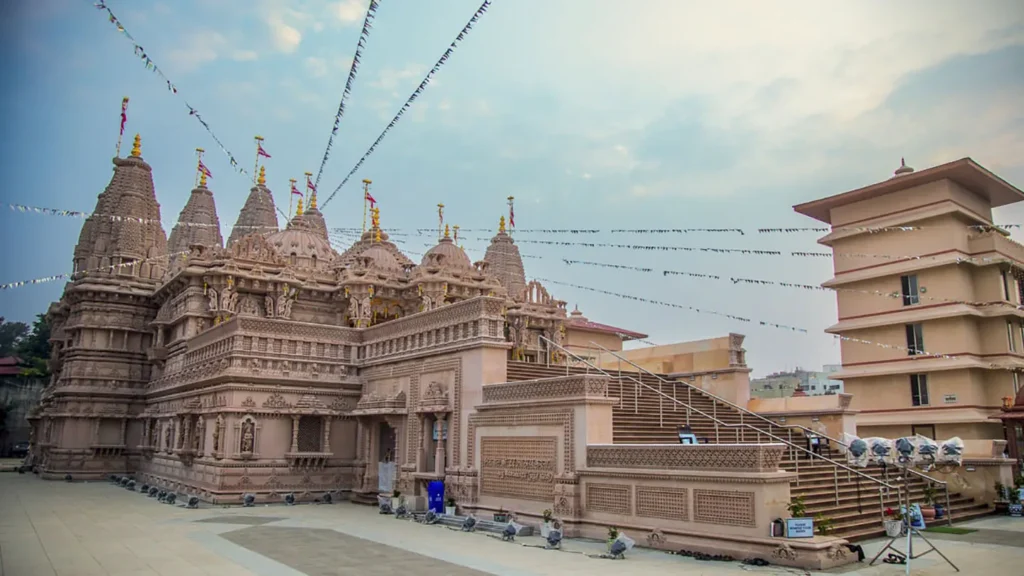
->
[[586, 443, 786, 473], [481, 375, 610, 405], [969, 230, 1024, 265], [359, 296, 508, 363]]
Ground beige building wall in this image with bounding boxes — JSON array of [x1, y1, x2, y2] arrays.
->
[[793, 159, 1024, 447]]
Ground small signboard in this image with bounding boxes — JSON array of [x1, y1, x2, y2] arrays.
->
[[1010, 503, 1023, 518], [785, 518, 814, 538], [944, 394, 958, 404]]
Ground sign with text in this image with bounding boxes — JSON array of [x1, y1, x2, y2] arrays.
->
[[479, 436, 557, 502], [785, 518, 814, 538]]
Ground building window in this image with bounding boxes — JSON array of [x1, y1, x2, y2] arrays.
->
[[1002, 269, 1011, 301], [900, 274, 920, 306], [1009, 320, 1017, 353], [905, 323, 925, 355], [1014, 371, 1021, 395], [910, 374, 929, 406]]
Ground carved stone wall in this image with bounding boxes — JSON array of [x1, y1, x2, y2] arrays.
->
[[479, 436, 557, 502]]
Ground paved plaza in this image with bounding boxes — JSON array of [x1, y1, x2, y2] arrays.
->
[[1, 471, 1022, 576]]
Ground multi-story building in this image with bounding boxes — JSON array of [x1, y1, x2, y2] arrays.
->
[[793, 158, 1024, 441]]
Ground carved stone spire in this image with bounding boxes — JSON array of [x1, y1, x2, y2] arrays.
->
[[226, 168, 279, 247], [167, 176, 224, 263], [72, 134, 168, 282], [483, 215, 527, 300]]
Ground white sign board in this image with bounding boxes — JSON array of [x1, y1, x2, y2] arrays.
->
[[786, 518, 814, 538]]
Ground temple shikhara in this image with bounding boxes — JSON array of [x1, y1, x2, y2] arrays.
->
[[23, 136, 1018, 570]]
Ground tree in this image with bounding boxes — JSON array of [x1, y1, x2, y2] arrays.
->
[[0, 318, 29, 356], [16, 314, 51, 378]]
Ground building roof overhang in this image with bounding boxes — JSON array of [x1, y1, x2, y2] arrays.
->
[[793, 158, 1024, 225], [564, 318, 648, 341]]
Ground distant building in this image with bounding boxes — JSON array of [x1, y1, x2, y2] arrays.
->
[[750, 365, 844, 398]]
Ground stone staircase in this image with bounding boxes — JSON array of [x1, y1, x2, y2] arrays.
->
[[506, 361, 991, 541]]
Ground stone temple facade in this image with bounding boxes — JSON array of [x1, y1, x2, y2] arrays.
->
[[27, 136, 640, 503]]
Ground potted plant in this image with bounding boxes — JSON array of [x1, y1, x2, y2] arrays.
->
[[995, 481, 1010, 514], [445, 497, 456, 516], [493, 507, 510, 523], [391, 490, 402, 510], [814, 514, 835, 536], [883, 507, 904, 538], [607, 526, 619, 550], [540, 509, 554, 537], [1014, 475, 1024, 503], [920, 484, 937, 521]]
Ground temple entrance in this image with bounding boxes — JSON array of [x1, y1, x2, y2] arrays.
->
[[377, 422, 398, 494]]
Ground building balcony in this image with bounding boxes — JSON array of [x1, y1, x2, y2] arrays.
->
[[285, 451, 333, 470]]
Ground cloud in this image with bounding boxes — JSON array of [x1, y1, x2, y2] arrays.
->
[[331, 0, 365, 25], [266, 14, 302, 53], [305, 57, 329, 77], [232, 50, 259, 62], [166, 31, 228, 73], [370, 65, 425, 90]]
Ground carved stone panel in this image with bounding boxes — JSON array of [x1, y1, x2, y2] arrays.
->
[[635, 486, 689, 522], [693, 489, 755, 527], [585, 483, 631, 515], [479, 436, 556, 502]]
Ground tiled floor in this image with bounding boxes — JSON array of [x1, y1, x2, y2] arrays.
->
[[1, 472, 1022, 576]]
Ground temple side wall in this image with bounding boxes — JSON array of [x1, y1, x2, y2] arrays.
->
[[461, 376, 857, 571]]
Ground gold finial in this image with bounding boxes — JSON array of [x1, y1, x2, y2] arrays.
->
[[257, 165, 266, 186], [296, 196, 304, 216], [499, 215, 506, 234], [200, 172, 208, 186], [130, 134, 141, 157], [363, 178, 372, 185], [375, 228, 381, 242], [444, 224, 451, 239]]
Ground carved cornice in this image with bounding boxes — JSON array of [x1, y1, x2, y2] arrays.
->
[[481, 375, 610, 405], [586, 444, 787, 473]]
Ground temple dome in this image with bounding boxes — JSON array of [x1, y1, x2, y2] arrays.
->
[[361, 244, 402, 271], [422, 234, 472, 270], [266, 216, 335, 270]]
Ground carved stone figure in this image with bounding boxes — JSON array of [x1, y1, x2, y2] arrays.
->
[[240, 295, 259, 317], [206, 287, 219, 313], [277, 285, 296, 319], [241, 421, 254, 453], [264, 294, 276, 317], [213, 415, 222, 452], [164, 424, 172, 451], [193, 417, 204, 452]]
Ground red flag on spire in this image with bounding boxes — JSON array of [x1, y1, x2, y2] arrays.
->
[[365, 190, 377, 207], [509, 204, 515, 228], [291, 182, 303, 197], [306, 174, 317, 193], [119, 97, 129, 137], [257, 143, 272, 158], [197, 160, 212, 178]]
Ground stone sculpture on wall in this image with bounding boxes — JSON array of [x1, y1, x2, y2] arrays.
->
[[241, 420, 255, 453]]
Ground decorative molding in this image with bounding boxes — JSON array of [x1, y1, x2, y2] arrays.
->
[[586, 444, 786, 473]]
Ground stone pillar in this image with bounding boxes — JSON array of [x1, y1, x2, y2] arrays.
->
[[182, 417, 191, 449], [90, 419, 100, 445], [434, 413, 447, 476], [290, 415, 300, 452], [119, 418, 127, 446], [418, 415, 428, 471], [322, 418, 331, 452]]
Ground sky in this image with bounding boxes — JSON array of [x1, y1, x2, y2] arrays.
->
[[0, 0, 1022, 377]]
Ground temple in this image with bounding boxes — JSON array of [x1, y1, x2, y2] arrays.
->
[[25, 138, 1011, 569]]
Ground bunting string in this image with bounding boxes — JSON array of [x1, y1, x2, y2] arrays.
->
[[93, 2, 247, 177], [329, 224, 1024, 235], [563, 259, 1021, 309], [6, 203, 1007, 264], [313, 0, 381, 189], [320, 0, 492, 209], [535, 277, 971, 362], [0, 251, 188, 291]]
